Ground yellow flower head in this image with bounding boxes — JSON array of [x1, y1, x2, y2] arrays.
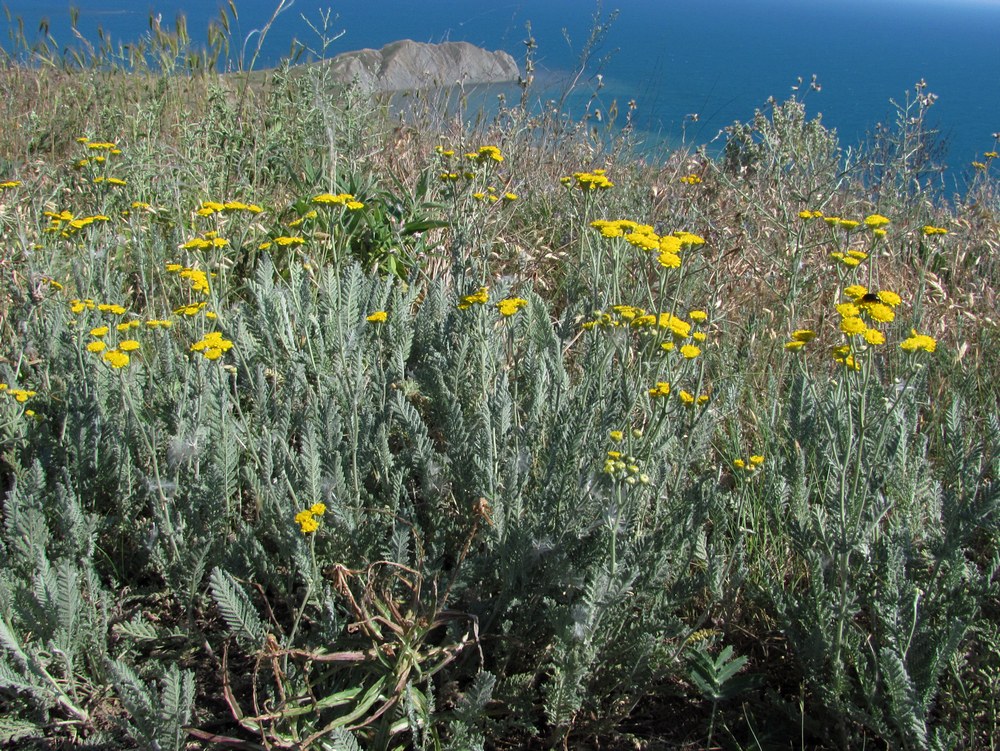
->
[[864, 214, 890, 228], [457, 287, 489, 310], [648, 381, 671, 398], [366, 311, 388, 323], [900, 330, 936, 353], [840, 317, 867, 336], [496, 297, 528, 317], [103, 350, 130, 368]]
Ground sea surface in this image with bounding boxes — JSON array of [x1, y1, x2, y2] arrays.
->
[[3, 0, 999, 186]]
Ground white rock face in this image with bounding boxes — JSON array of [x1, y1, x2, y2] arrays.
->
[[327, 40, 519, 91]]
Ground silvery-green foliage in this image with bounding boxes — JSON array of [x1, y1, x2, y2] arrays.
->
[[759, 370, 999, 748], [0, 462, 110, 727], [208, 567, 266, 649], [107, 659, 196, 751]]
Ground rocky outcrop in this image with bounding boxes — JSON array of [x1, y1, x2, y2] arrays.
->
[[327, 40, 519, 92]]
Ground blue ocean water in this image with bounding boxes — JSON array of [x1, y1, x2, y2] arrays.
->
[[4, 0, 999, 182]]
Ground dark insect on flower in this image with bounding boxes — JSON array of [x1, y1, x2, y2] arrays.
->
[[860, 292, 881, 305]]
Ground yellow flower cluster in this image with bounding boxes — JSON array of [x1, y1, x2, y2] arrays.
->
[[366, 311, 388, 323], [288, 209, 317, 228], [496, 297, 528, 317], [191, 331, 234, 360], [69, 299, 127, 315], [294, 503, 326, 534], [601, 449, 650, 485], [900, 330, 936, 353], [195, 200, 263, 217], [678, 390, 710, 407], [679, 173, 702, 185], [0, 180, 22, 189], [181, 232, 229, 250], [259, 236, 305, 250], [799, 210, 890, 237], [648, 381, 671, 398], [457, 287, 489, 310], [589, 220, 705, 268], [784, 329, 817, 351], [74, 156, 105, 169], [733, 454, 765, 471], [648, 380, 708, 406], [312, 192, 365, 210], [0, 384, 37, 402], [82, 317, 146, 367], [93, 177, 127, 186], [581, 306, 698, 340], [830, 249, 868, 268], [174, 301, 211, 317], [43, 211, 110, 237], [166, 263, 212, 295], [922, 225, 948, 236], [471, 145, 504, 163], [472, 187, 517, 203], [563, 169, 614, 191]]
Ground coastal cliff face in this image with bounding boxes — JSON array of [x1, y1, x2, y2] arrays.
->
[[327, 40, 519, 91]]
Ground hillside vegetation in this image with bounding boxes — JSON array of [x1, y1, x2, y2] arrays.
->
[[1, 10, 999, 750]]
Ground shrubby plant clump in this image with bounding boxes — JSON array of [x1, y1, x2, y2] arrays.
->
[[0, 10, 998, 750]]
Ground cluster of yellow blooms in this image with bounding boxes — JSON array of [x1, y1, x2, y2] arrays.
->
[[191, 331, 234, 361], [733, 454, 765, 472], [602, 432, 651, 484], [457, 287, 489, 310], [181, 232, 229, 251], [471, 145, 504, 164], [366, 311, 388, 323], [647, 381, 709, 407], [589, 220, 705, 269], [830, 249, 868, 268], [0, 383, 37, 403], [259, 236, 305, 250], [288, 209, 317, 228], [84, 324, 141, 368], [900, 331, 937, 353], [921, 225, 949, 236], [312, 192, 365, 210], [971, 152, 996, 170], [80, 139, 120, 152], [166, 263, 212, 295], [679, 173, 702, 185], [0, 180, 21, 189], [786, 283, 935, 366], [581, 305, 705, 341], [496, 297, 528, 317], [195, 200, 263, 217], [471, 187, 518, 203], [69, 299, 126, 315], [453, 289, 527, 317], [43, 210, 110, 238], [562, 169, 614, 191], [436, 144, 505, 164], [799, 210, 891, 238], [294, 503, 327, 534]]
